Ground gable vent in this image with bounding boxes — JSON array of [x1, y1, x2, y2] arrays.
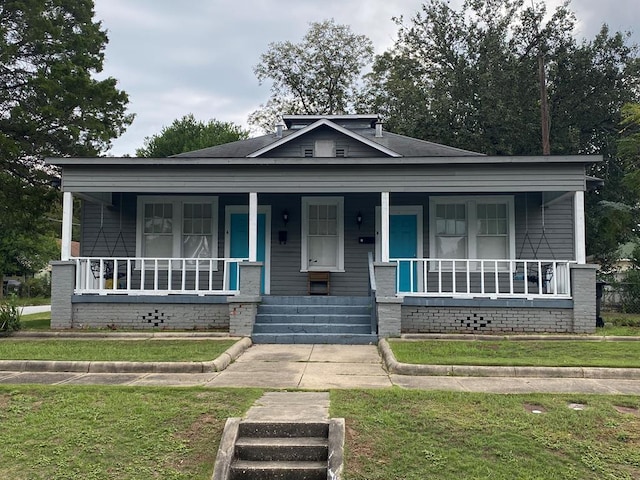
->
[[336, 148, 346, 157], [303, 148, 313, 157]]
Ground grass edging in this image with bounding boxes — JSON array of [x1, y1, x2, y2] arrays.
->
[[0, 337, 252, 374], [378, 338, 640, 379]]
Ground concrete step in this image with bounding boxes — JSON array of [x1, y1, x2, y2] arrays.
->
[[255, 313, 371, 324], [261, 295, 370, 306], [238, 422, 329, 438], [252, 333, 378, 345], [257, 304, 370, 315], [234, 437, 328, 462], [253, 323, 372, 335], [230, 460, 326, 480]]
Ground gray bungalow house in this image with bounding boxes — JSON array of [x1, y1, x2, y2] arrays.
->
[[48, 114, 599, 343]]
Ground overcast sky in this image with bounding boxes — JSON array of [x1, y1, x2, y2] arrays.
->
[[92, 0, 640, 156]]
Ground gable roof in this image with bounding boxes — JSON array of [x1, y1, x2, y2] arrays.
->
[[173, 115, 484, 159], [246, 118, 402, 158]]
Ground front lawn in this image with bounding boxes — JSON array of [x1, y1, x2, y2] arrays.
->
[[0, 386, 262, 479], [332, 389, 640, 480], [389, 339, 640, 368], [2, 387, 639, 479], [19, 312, 50, 330], [0, 339, 237, 362]]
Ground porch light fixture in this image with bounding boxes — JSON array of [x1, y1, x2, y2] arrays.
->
[[282, 209, 289, 226], [356, 211, 363, 229]]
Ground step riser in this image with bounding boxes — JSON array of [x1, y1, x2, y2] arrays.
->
[[253, 324, 371, 334], [255, 314, 370, 324], [252, 333, 378, 345], [261, 296, 370, 306], [238, 422, 329, 438], [258, 305, 370, 315], [235, 444, 328, 462], [230, 465, 326, 480]]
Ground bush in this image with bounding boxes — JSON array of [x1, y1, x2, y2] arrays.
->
[[19, 275, 51, 298], [0, 295, 22, 336]]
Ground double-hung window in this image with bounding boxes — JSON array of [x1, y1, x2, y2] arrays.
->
[[137, 196, 218, 265], [429, 196, 514, 262], [301, 196, 344, 271]]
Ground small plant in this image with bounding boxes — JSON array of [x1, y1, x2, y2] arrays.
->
[[0, 294, 22, 336]]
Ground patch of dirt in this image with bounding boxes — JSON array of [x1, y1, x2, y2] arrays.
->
[[167, 413, 221, 472], [568, 403, 587, 411], [614, 405, 640, 416], [524, 403, 546, 414]]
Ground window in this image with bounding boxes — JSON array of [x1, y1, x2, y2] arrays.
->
[[429, 196, 514, 260], [301, 197, 344, 271], [137, 196, 218, 262]]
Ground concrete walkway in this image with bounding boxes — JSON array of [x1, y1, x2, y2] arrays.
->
[[19, 305, 51, 315], [2, 342, 640, 394]]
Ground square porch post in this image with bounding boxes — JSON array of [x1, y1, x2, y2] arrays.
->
[[574, 190, 586, 264], [61, 191, 74, 261], [249, 192, 258, 262], [381, 192, 390, 262]]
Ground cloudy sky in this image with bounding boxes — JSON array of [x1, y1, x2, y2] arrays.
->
[[92, 0, 640, 156]]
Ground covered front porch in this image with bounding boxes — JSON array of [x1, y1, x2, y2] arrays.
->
[[51, 187, 596, 336]]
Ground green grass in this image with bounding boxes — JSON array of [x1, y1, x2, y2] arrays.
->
[[0, 339, 237, 362], [19, 312, 50, 330], [2, 387, 639, 479], [331, 389, 640, 480], [389, 339, 640, 368], [0, 386, 263, 480]]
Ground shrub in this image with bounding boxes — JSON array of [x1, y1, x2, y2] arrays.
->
[[19, 275, 51, 298], [0, 295, 22, 336]]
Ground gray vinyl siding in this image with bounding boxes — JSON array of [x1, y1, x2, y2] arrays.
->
[[81, 193, 136, 257], [78, 192, 576, 297], [62, 163, 587, 194], [266, 128, 386, 158], [514, 193, 574, 260]]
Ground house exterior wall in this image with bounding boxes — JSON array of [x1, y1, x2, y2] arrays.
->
[[401, 303, 574, 333], [78, 192, 577, 297], [62, 162, 587, 194], [267, 127, 384, 157]]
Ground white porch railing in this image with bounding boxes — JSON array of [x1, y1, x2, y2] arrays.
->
[[392, 258, 575, 299], [73, 257, 247, 295]]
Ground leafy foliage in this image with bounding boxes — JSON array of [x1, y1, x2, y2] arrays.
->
[[364, 0, 640, 261], [0, 294, 21, 336], [135, 114, 248, 157], [0, 0, 132, 286], [0, 0, 133, 181], [249, 19, 374, 132]]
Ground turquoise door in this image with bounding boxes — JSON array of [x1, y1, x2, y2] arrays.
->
[[390, 214, 418, 292], [229, 213, 267, 293]]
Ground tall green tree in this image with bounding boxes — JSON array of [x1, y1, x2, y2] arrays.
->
[[366, 0, 640, 262], [0, 0, 133, 289], [136, 114, 248, 157], [249, 19, 374, 132]]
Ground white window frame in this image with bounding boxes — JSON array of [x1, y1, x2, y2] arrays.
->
[[136, 195, 219, 268], [301, 196, 344, 272], [429, 195, 515, 264]]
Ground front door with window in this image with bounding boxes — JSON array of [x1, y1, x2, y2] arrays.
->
[[225, 207, 270, 294]]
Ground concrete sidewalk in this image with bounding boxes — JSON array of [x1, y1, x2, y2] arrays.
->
[[2, 342, 640, 394]]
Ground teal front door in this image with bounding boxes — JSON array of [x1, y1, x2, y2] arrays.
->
[[229, 213, 267, 293], [390, 214, 418, 292]]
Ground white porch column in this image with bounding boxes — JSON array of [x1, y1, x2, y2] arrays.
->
[[381, 192, 390, 262], [574, 190, 586, 264], [248, 192, 258, 262], [61, 192, 73, 261]]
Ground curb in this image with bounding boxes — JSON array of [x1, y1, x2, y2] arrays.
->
[[12, 331, 235, 339], [0, 337, 253, 374], [378, 339, 640, 380], [401, 333, 640, 342]]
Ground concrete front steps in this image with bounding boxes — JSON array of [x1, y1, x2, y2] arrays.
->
[[214, 419, 344, 480], [251, 296, 378, 345]]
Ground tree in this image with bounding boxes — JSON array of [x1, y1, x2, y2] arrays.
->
[[249, 19, 374, 132], [1, 0, 133, 181], [365, 0, 640, 262], [0, 0, 133, 291], [135, 114, 249, 157]]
